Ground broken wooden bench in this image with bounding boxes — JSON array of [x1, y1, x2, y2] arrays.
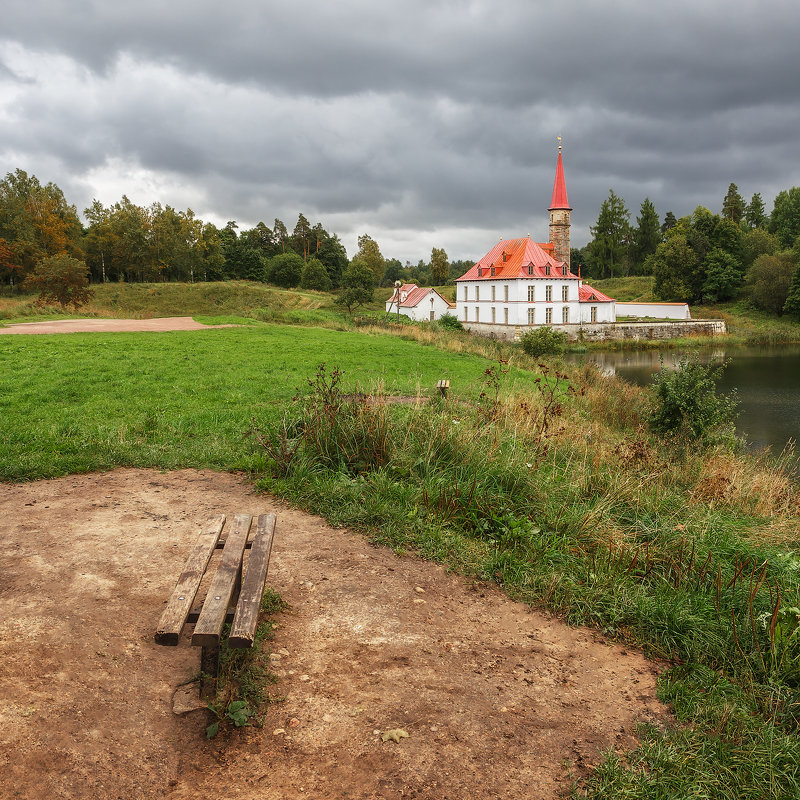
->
[[154, 513, 276, 689]]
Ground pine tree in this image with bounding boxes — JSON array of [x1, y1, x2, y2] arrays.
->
[[661, 211, 677, 234], [722, 183, 745, 224], [744, 192, 768, 229], [632, 197, 661, 273], [589, 189, 631, 278]]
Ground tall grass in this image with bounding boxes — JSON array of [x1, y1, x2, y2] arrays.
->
[[251, 358, 800, 798]]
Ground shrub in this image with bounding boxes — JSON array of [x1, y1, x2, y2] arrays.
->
[[335, 258, 375, 313], [22, 254, 94, 309], [436, 313, 463, 331], [648, 355, 738, 444], [267, 252, 304, 288], [519, 326, 567, 357], [747, 252, 796, 314], [299, 257, 332, 291]]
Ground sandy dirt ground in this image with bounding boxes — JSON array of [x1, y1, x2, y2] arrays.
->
[[0, 469, 669, 800], [0, 317, 232, 334]]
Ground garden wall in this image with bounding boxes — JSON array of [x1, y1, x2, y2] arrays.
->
[[462, 319, 726, 342]]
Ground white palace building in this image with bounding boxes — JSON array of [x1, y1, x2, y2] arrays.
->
[[455, 147, 616, 337]]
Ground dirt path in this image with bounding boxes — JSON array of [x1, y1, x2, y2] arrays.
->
[[0, 470, 668, 799], [0, 317, 232, 334]]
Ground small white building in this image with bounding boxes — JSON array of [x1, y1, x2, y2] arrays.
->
[[386, 284, 454, 322]]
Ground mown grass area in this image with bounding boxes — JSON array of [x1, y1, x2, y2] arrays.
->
[[3, 316, 800, 797], [0, 324, 531, 481]]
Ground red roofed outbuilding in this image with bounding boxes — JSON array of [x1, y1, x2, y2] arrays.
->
[[386, 284, 454, 322]]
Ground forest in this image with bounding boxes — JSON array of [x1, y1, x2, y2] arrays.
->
[[2, 168, 800, 318], [576, 183, 800, 318]]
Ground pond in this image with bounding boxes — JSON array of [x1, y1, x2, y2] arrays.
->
[[567, 346, 800, 458]]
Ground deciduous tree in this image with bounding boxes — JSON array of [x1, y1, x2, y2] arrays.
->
[[702, 247, 742, 303], [650, 234, 700, 303], [747, 252, 797, 314], [23, 254, 93, 308], [356, 234, 385, 283], [300, 257, 332, 291], [783, 264, 800, 320], [430, 247, 449, 285], [770, 187, 800, 249], [335, 258, 374, 313], [267, 251, 303, 287]]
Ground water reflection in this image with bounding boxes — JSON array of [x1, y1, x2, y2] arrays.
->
[[568, 346, 800, 457]]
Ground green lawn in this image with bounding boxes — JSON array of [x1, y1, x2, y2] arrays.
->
[[0, 324, 531, 480]]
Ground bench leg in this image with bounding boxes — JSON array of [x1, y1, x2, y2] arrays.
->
[[200, 643, 220, 700]]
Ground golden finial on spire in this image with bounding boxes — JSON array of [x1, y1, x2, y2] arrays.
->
[[557, 134, 562, 153]]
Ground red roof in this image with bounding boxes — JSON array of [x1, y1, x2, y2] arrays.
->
[[579, 284, 614, 303], [549, 151, 571, 210], [389, 284, 450, 308], [456, 237, 576, 281]]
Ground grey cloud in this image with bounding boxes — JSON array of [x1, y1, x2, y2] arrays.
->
[[2, 0, 800, 262]]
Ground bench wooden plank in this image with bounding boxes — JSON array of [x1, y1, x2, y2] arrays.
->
[[191, 514, 252, 648], [229, 513, 276, 648], [154, 515, 226, 646]]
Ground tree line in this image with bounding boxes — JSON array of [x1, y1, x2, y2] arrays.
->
[[0, 169, 465, 311], [576, 183, 800, 317]]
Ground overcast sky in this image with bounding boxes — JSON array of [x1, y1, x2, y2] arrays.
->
[[3, 0, 800, 263]]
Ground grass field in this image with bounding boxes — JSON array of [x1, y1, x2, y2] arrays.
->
[[3, 284, 800, 797]]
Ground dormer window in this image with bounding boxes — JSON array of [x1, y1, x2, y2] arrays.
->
[[545, 265, 551, 276], [527, 265, 534, 276], [477, 267, 482, 277], [490, 266, 495, 277], [502, 251, 508, 263]]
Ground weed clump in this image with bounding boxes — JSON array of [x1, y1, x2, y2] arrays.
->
[[648, 355, 738, 445], [205, 588, 287, 739], [251, 360, 800, 798], [520, 326, 567, 357]]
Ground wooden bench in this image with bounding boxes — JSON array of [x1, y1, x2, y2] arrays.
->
[[437, 379, 450, 398], [155, 513, 276, 691]]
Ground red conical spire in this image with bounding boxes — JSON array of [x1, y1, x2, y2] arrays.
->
[[549, 147, 571, 211]]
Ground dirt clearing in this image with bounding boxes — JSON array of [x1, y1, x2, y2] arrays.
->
[[0, 317, 233, 334], [0, 469, 668, 799]]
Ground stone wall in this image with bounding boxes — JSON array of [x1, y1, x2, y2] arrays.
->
[[461, 319, 726, 342]]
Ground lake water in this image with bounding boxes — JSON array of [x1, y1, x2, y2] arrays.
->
[[567, 346, 800, 458]]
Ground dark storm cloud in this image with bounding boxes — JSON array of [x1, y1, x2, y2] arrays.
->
[[2, 0, 800, 260]]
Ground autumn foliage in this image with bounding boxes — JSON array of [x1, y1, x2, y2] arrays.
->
[[23, 255, 94, 309]]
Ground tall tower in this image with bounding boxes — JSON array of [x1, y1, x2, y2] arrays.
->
[[549, 138, 572, 268]]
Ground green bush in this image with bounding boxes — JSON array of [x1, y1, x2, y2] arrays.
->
[[299, 257, 333, 291], [22, 254, 93, 309], [267, 252, 304, 288], [648, 355, 738, 443], [436, 313, 463, 331], [519, 326, 567, 357]]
